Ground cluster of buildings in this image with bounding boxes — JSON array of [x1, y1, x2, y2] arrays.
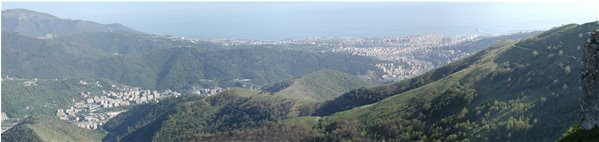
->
[[188, 86, 225, 96], [56, 109, 123, 129], [376, 62, 431, 80], [54, 79, 236, 130], [79, 80, 103, 87], [2, 76, 235, 131], [56, 84, 183, 130]]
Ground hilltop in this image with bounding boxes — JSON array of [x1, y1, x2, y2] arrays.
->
[[263, 69, 380, 102]]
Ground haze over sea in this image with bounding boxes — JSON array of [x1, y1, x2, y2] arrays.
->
[[3, 2, 598, 40]]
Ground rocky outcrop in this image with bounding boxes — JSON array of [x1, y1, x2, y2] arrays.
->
[[581, 29, 599, 129]]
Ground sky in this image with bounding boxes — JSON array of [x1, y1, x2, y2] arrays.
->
[[2, 2, 598, 40]]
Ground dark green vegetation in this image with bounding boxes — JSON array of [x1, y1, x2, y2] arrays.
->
[[187, 22, 599, 141], [1, 115, 105, 142], [559, 123, 599, 142], [101, 69, 377, 141]]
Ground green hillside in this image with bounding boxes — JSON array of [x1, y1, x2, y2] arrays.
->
[[1, 115, 105, 142], [263, 69, 380, 102], [193, 22, 599, 141]]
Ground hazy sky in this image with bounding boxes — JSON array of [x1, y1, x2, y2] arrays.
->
[[2, 2, 598, 40]]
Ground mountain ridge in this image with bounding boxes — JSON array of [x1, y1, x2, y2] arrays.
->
[[2, 8, 142, 37]]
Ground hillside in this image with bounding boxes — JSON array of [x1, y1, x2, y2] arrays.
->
[[263, 69, 380, 102], [1, 115, 105, 142], [193, 22, 599, 141]]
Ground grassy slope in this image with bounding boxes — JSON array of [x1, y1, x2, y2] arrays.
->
[[1, 115, 105, 142], [265, 69, 380, 102]]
